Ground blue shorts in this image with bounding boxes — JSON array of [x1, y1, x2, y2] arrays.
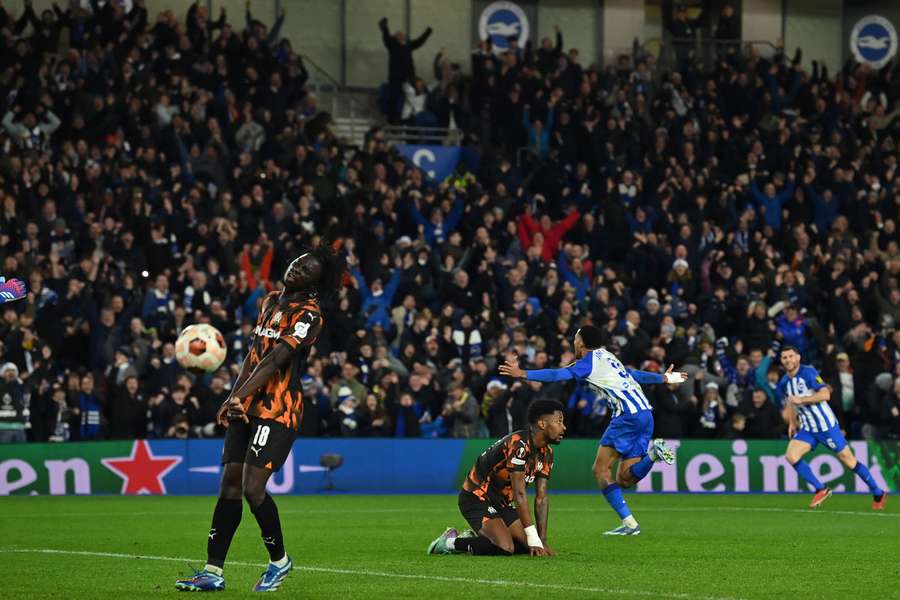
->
[[793, 425, 847, 453], [600, 412, 654, 459]]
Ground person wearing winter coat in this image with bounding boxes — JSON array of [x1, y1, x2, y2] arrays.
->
[[351, 260, 403, 332]]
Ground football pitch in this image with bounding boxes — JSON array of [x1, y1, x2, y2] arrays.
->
[[1, 494, 897, 599]]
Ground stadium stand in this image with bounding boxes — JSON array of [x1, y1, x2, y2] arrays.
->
[[0, 0, 899, 445]]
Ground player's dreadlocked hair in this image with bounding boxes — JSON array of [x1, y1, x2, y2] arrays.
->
[[309, 237, 347, 295]]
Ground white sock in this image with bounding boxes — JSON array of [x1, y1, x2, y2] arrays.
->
[[271, 554, 289, 568], [204, 564, 223, 577], [446, 537, 456, 550], [623, 515, 639, 529]]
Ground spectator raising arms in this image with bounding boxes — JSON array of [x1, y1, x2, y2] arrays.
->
[[379, 16, 433, 123], [517, 205, 581, 262]]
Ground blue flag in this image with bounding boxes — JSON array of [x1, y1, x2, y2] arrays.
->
[[396, 145, 461, 182]]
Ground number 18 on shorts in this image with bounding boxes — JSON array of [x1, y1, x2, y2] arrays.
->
[[221, 416, 297, 471]]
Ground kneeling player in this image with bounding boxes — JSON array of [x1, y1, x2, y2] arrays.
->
[[778, 346, 887, 510], [176, 244, 344, 592], [428, 399, 565, 556]]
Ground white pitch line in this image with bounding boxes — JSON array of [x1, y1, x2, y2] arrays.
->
[[0, 508, 452, 519], [637, 507, 899, 518], [0, 547, 746, 600], [3, 505, 896, 519]]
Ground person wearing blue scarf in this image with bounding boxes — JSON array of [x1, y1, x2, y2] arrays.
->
[[78, 374, 103, 440]]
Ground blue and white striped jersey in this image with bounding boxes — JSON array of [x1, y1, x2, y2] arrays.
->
[[567, 348, 653, 418], [776, 365, 838, 433]]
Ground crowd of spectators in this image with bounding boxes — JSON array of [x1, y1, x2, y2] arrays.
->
[[1, 1, 900, 445]]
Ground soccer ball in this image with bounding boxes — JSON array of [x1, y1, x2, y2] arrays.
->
[[175, 324, 227, 373]]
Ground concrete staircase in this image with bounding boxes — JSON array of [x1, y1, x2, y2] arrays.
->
[[332, 116, 374, 148], [314, 86, 381, 148]]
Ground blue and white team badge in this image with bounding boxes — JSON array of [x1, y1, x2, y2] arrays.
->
[[479, 1, 530, 54], [850, 15, 897, 69]]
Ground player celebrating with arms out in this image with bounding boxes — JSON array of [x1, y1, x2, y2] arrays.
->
[[500, 325, 687, 536], [427, 399, 566, 557], [176, 242, 345, 592], [777, 346, 887, 510]]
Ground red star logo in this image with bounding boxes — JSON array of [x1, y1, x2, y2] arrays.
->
[[102, 440, 182, 495]]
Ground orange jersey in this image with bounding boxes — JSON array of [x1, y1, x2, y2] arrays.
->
[[462, 430, 553, 506], [241, 291, 323, 429]]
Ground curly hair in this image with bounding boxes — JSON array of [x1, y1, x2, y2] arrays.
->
[[527, 399, 564, 425]]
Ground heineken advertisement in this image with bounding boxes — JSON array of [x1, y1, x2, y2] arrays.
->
[[0, 439, 896, 496], [537, 439, 898, 493]]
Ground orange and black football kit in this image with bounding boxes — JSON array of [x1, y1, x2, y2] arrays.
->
[[222, 291, 322, 471], [458, 429, 553, 532]]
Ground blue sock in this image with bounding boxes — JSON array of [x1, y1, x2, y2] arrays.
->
[[630, 454, 653, 481], [601, 483, 632, 519], [631, 454, 653, 481], [791, 460, 824, 491], [852, 462, 883, 496]]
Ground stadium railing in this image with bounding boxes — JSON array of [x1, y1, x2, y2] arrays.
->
[[382, 125, 456, 146], [648, 35, 779, 71], [299, 53, 380, 146]]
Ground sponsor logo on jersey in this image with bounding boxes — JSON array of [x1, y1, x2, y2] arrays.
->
[[294, 320, 311, 338], [254, 326, 281, 339]]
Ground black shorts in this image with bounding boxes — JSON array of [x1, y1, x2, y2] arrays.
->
[[221, 416, 296, 471], [458, 490, 519, 532]]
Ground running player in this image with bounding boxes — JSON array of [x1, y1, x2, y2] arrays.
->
[[0, 277, 26, 303], [176, 243, 345, 592], [427, 399, 566, 556], [777, 346, 887, 510], [500, 325, 687, 536]]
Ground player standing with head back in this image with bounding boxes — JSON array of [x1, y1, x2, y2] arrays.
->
[[176, 242, 345, 592], [500, 325, 687, 536], [777, 346, 887, 510], [427, 399, 566, 557]]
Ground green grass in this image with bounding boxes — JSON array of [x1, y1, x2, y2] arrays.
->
[[1, 493, 897, 599]]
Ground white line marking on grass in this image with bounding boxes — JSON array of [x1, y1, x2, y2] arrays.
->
[[0, 547, 746, 600], [4, 506, 897, 519], [632, 507, 900, 518], [0, 510, 205, 518], [0, 508, 435, 518]]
